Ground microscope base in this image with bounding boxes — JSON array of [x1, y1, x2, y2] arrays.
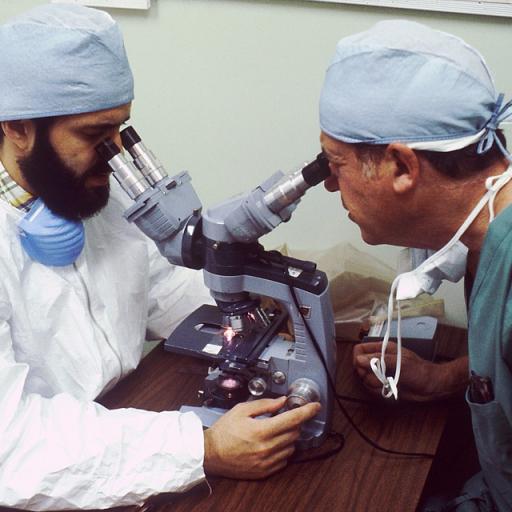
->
[[180, 404, 329, 449], [179, 405, 227, 428]]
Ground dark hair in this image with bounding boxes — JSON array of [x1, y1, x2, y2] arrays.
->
[[418, 130, 507, 179], [354, 130, 508, 180]]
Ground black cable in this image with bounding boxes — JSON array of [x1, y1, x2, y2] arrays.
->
[[286, 278, 435, 459], [335, 393, 373, 405]]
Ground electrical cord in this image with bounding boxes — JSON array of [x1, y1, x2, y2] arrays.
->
[[286, 278, 435, 460], [335, 393, 373, 405]]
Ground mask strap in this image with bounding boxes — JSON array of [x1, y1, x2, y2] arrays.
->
[[425, 162, 512, 268], [370, 275, 402, 399], [485, 167, 512, 221], [406, 188, 492, 279], [25, 200, 45, 222]]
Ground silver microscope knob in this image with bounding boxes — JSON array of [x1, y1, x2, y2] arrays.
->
[[286, 378, 321, 409], [248, 376, 267, 397]]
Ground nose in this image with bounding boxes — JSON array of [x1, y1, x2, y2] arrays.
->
[[112, 129, 123, 149], [324, 174, 339, 193]]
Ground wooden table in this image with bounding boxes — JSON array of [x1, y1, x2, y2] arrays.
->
[[92, 324, 467, 512]]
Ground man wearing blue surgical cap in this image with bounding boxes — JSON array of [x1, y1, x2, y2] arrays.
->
[[0, 4, 318, 510], [320, 20, 512, 511]]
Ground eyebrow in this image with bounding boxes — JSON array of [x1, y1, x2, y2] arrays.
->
[[76, 117, 131, 131], [321, 147, 345, 164]]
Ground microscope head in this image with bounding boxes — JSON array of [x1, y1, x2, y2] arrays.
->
[[202, 153, 330, 245]]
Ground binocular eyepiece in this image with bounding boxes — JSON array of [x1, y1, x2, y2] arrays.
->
[[95, 127, 331, 205]]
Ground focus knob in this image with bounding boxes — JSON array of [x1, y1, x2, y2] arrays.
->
[[286, 378, 321, 409]]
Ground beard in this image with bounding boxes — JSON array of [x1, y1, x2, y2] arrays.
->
[[17, 127, 110, 221]]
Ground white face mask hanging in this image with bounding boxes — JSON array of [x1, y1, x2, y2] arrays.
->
[[395, 244, 468, 301], [371, 165, 512, 400], [370, 95, 512, 400]]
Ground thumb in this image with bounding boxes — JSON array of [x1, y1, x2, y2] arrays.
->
[[354, 341, 384, 355], [240, 396, 287, 418]]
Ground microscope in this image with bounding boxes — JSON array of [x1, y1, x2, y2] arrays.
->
[[97, 128, 336, 448]]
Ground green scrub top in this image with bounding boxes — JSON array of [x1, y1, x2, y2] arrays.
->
[[466, 202, 512, 511]]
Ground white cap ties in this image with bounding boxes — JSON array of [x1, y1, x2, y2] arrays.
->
[[477, 94, 512, 159]]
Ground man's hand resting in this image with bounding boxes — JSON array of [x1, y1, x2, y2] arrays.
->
[[203, 396, 320, 479], [353, 341, 469, 402]]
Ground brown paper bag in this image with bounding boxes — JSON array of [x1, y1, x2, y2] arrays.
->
[[279, 243, 444, 341]]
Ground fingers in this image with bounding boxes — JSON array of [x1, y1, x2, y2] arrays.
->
[[238, 399, 320, 440], [354, 341, 399, 373], [245, 447, 295, 480], [263, 459, 289, 478], [238, 397, 320, 427], [355, 353, 397, 372], [264, 445, 297, 472], [353, 341, 384, 357], [353, 345, 396, 394], [358, 368, 386, 391], [353, 341, 397, 357], [237, 396, 287, 418], [355, 353, 373, 368], [267, 425, 302, 451], [265, 401, 321, 435]]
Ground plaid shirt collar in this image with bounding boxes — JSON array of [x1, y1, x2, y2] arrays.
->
[[0, 160, 35, 212]]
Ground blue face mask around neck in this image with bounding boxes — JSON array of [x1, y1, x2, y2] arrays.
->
[[17, 198, 85, 267]]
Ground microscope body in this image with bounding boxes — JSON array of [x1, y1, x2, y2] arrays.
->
[[196, 260, 335, 448], [97, 129, 336, 448]]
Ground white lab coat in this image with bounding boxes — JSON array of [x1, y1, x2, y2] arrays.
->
[[0, 181, 212, 510]]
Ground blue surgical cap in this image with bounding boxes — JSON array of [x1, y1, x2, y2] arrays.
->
[[320, 20, 512, 157], [0, 3, 134, 121]]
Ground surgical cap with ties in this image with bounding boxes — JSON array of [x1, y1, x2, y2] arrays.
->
[[320, 20, 512, 160], [0, 3, 134, 122]]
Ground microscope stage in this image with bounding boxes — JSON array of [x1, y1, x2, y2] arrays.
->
[[164, 304, 287, 364]]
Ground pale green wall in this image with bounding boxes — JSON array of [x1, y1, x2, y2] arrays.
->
[[2, 1, 511, 326]]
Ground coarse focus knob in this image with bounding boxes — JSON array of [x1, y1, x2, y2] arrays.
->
[[286, 378, 321, 409]]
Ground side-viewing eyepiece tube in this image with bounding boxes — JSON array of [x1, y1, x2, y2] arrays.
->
[[120, 126, 167, 185], [263, 153, 331, 214], [96, 140, 150, 200], [263, 169, 307, 214], [302, 152, 331, 186]]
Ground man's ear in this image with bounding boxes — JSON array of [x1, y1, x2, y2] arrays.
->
[[0, 120, 36, 153], [384, 142, 420, 195]]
